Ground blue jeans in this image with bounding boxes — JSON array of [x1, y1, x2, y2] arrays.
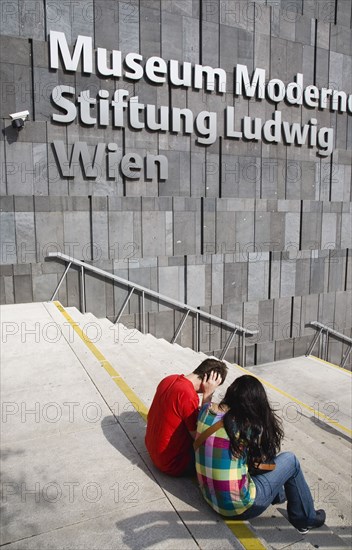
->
[[235, 452, 317, 529]]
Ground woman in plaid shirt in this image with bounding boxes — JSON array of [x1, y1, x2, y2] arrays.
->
[[195, 375, 326, 534]]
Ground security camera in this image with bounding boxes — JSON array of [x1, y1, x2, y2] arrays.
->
[[9, 110, 30, 130]]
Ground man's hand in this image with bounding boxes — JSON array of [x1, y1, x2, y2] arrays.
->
[[201, 371, 222, 404]]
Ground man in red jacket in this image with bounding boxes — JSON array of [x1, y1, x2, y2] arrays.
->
[[145, 358, 228, 476]]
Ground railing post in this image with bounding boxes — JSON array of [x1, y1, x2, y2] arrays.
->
[[195, 313, 199, 352], [172, 309, 190, 344], [220, 329, 237, 361], [50, 261, 72, 301], [340, 345, 351, 369], [141, 291, 145, 334], [241, 332, 246, 367], [81, 266, 86, 314], [115, 287, 135, 324], [306, 327, 323, 357], [324, 332, 329, 361], [320, 330, 326, 360]]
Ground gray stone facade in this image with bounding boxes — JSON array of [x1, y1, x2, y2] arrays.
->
[[0, 0, 351, 366]]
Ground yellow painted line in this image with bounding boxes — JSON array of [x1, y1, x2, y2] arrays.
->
[[53, 301, 148, 422], [226, 521, 267, 550], [233, 363, 352, 437], [54, 302, 265, 550], [310, 355, 352, 375]]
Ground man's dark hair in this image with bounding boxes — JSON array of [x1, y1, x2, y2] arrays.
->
[[193, 358, 228, 384]]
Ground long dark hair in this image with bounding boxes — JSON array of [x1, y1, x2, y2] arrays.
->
[[220, 375, 283, 463]]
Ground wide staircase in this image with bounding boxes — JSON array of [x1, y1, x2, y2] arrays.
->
[[1, 302, 351, 549]]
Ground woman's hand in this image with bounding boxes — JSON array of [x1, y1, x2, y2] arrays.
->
[[201, 371, 223, 404]]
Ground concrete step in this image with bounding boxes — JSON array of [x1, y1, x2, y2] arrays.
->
[[62, 310, 203, 407], [66, 310, 209, 380], [60, 308, 352, 550], [66, 308, 351, 545], [249, 357, 352, 430], [249, 504, 350, 550], [21, 303, 350, 549], [41, 302, 255, 550]]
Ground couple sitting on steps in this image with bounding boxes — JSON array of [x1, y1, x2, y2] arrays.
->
[[145, 358, 326, 534]]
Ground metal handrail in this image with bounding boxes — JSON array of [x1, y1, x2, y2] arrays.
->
[[47, 252, 257, 364], [306, 321, 352, 369]]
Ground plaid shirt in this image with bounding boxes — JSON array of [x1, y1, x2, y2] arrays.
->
[[195, 403, 256, 517]]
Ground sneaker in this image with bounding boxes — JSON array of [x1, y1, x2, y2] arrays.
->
[[297, 509, 326, 534]]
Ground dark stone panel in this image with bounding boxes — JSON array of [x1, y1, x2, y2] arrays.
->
[[219, 24, 239, 73], [336, 0, 352, 28], [206, 304, 222, 352], [173, 210, 199, 255], [158, 150, 190, 196], [70, 0, 95, 44], [293, 335, 310, 357], [13, 263, 31, 275], [201, 20, 219, 67], [256, 341, 275, 364], [201, 0, 219, 23], [220, 0, 256, 32], [161, 10, 183, 61], [0, 0, 20, 37], [14, 273, 32, 302], [0, 264, 13, 277], [301, 212, 322, 250], [309, 256, 326, 295], [328, 250, 347, 292], [140, 6, 161, 58], [270, 37, 288, 82], [281, 0, 303, 15], [13, 64, 32, 114], [335, 290, 352, 331], [287, 41, 303, 77], [0, 195, 15, 211], [190, 151, 205, 197], [32, 39, 48, 68], [0, 63, 15, 118], [45, 1, 72, 44], [302, 0, 334, 24], [47, 131, 69, 197], [302, 43, 314, 83], [258, 299, 275, 342], [183, 14, 199, 64], [33, 67, 58, 120], [0, 275, 6, 303], [0, 35, 30, 65], [331, 24, 352, 56], [273, 296, 291, 341], [224, 261, 248, 304], [85, 270, 108, 318], [5, 140, 35, 195], [12, 120, 46, 143], [315, 47, 329, 89], [295, 13, 312, 45], [318, 292, 336, 327], [275, 338, 294, 361], [19, 0, 45, 41], [33, 141, 48, 195], [14, 195, 33, 211], [148, 309, 175, 341], [295, 257, 311, 296], [66, 269, 81, 310], [119, 0, 139, 55]]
